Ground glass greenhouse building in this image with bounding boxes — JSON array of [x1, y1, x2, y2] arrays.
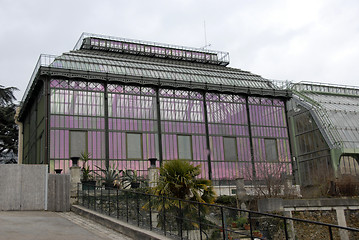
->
[[18, 33, 293, 187], [287, 82, 359, 186]]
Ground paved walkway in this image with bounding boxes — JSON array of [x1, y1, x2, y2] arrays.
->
[[0, 211, 133, 240]]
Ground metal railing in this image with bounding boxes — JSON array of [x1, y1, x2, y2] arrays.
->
[[21, 54, 56, 104], [78, 183, 359, 240]]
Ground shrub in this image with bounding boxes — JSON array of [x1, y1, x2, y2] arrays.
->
[[215, 195, 237, 206], [337, 174, 359, 196]]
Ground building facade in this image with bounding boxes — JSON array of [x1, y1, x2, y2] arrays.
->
[[18, 33, 293, 186]]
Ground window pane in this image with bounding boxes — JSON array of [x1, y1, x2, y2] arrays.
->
[[127, 133, 142, 159], [178, 135, 192, 160], [224, 137, 237, 161], [265, 138, 278, 162], [70, 131, 87, 158]]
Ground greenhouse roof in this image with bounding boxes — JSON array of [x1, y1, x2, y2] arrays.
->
[[292, 82, 359, 150], [21, 33, 291, 110], [50, 49, 274, 88]]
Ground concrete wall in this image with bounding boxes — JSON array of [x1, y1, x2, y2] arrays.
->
[[258, 198, 359, 213], [0, 165, 48, 210], [47, 174, 70, 212]]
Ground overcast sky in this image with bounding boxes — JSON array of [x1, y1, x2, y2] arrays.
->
[[1, 0, 359, 101]]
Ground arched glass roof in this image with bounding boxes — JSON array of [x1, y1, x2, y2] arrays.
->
[[292, 82, 359, 150]]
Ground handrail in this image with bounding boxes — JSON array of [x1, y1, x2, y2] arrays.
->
[[78, 183, 359, 240]]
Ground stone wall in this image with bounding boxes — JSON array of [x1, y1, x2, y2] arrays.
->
[[258, 198, 359, 240], [291, 210, 339, 240]]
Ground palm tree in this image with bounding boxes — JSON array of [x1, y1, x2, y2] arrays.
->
[[152, 159, 215, 203], [149, 160, 216, 233]]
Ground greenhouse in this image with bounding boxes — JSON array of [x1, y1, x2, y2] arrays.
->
[[18, 33, 293, 188], [287, 82, 359, 186]]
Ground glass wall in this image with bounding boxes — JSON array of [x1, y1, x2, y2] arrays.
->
[[291, 108, 332, 186], [206, 94, 291, 184], [108, 84, 158, 177], [48, 79, 292, 183], [249, 97, 292, 180], [49, 79, 106, 173], [206, 93, 251, 184], [159, 89, 208, 178]]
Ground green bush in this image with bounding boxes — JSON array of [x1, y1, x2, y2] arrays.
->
[[215, 195, 237, 206]]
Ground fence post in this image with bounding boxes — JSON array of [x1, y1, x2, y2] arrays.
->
[[249, 212, 253, 239], [179, 200, 183, 240], [94, 186, 96, 211], [87, 187, 90, 208], [116, 189, 119, 219], [220, 206, 226, 240], [149, 195, 152, 231], [163, 196, 166, 236], [198, 202, 203, 240], [126, 191, 129, 222], [137, 193, 140, 227], [283, 218, 289, 240], [328, 226, 333, 240], [108, 188, 110, 216], [77, 183, 79, 205], [100, 187, 103, 213], [82, 184, 84, 206]]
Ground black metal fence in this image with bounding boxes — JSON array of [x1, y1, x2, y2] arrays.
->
[[78, 183, 359, 240]]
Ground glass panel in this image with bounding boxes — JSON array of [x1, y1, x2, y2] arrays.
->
[[70, 131, 87, 158], [177, 135, 192, 160], [264, 138, 278, 162], [339, 156, 359, 176], [223, 137, 237, 161], [127, 133, 142, 159]]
